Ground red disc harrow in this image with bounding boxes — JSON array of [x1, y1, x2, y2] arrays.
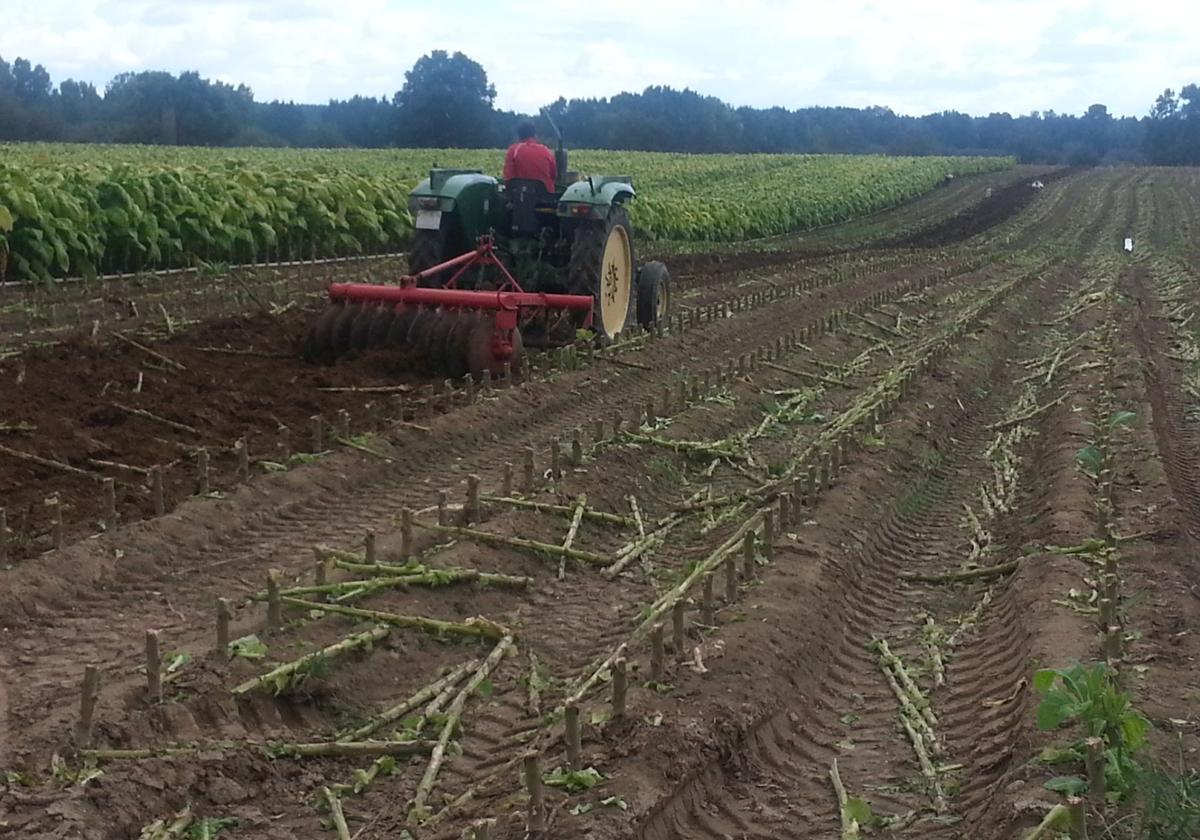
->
[[304, 236, 594, 379]]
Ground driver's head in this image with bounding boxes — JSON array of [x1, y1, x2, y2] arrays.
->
[[517, 122, 536, 141]]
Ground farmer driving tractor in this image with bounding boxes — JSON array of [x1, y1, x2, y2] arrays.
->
[[503, 122, 557, 191]]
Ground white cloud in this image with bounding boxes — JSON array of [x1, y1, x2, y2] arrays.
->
[[2, 0, 1196, 116]]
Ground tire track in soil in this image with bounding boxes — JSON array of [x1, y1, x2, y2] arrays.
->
[[1125, 263, 1200, 552], [1, 256, 981, 766], [635, 267, 1074, 839]]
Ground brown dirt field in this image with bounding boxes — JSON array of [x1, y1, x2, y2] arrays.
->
[[2, 167, 1199, 840]]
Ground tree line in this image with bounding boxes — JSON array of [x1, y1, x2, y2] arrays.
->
[[2, 51, 1197, 166]]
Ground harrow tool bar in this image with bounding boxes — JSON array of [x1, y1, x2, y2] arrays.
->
[[304, 236, 594, 381]]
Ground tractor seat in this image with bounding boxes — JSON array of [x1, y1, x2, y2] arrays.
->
[[505, 179, 551, 237]]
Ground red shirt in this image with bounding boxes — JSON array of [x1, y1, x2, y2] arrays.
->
[[503, 138, 558, 192]]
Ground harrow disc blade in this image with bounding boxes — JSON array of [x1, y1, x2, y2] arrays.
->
[[406, 308, 441, 361], [365, 306, 396, 349], [303, 302, 344, 363], [424, 310, 461, 376], [349, 303, 379, 351], [444, 313, 480, 379], [387, 308, 421, 348], [331, 303, 363, 357]]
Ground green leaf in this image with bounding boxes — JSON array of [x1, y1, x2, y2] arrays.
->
[[590, 709, 613, 726], [1037, 692, 1079, 731], [1033, 668, 1062, 695], [568, 802, 594, 815], [1120, 712, 1149, 750], [600, 795, 629, 810], [1107, 410, 1137, 431], [4, 770, 36, 786], [839, 713, 860, 726], [1044, 775, 1088, 796], [164, 651, 192, 674], [76, 765, 104, 787], [543, 766, 604, 793], [1038, 745, 1084, 765], [0, 205, 13, 232], [185, 817, 238, 839], [474, 679, 494, 699], [844, 796, 874, 825], [1076, 445, 1103, 476], [229, 634, 268, 660]]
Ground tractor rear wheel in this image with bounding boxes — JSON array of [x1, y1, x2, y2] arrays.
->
[[569, 207, 635, 341], [408, 229, 445, 287]]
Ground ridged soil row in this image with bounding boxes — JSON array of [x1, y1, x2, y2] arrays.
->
[[1125, 259, 1200, 547], [927, 264, 1116, 839], [294, 259, 1011, 839], [626, 262, 1074, 840], [427, 250, 1056, 840], [408, 260, 1036, 838], [0, 258, 1002, 838]]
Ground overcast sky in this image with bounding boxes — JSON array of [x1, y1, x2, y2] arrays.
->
[[5, 0, 1199, 118]]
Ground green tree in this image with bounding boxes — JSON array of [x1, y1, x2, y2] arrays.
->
[[11, 57, 52, 105], [1150, 88, 1177, 119], [392, 50, 496, 148]]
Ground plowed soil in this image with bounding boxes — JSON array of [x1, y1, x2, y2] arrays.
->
[[2, 167, 1199, 840]]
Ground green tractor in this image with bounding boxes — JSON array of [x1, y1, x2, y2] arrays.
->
[[304, 123, 670, 378], [406, 123, 670, 342]]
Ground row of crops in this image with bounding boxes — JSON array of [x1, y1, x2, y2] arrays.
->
[[0, 143, 1013, 282]]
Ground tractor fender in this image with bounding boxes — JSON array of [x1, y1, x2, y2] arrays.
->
[[556, 177, 635, 221], [408, 170, 497, 214], [409, 170, 502, 241]]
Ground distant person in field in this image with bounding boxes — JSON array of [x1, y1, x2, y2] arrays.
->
[[504, 122, 557, 192]]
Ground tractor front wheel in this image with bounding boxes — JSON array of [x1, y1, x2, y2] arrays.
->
[[569, 207, 636, 341], [636, 261, 671, 328]]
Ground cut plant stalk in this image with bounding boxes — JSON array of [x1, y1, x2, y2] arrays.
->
[[524, 752, 545, 833], [527, 652, 543, 716], [232, 625, 389, 695], [829, 758, 861, 840], [1023, 804, 1070, 840], [623, 431, 745, 461], [328, 564, 532, 591], [339, 660, 476, 742], [281, 598, 509, 640], [323, 786, 352, 840], [559, 494, 587, 580], [900, 713, 947, 812], [416, 522, 611, 568], [478, 495, 635, 526], [874, 639, 939, 733], [83, 739, 436, 761], [900, 558, 1021, 583], [924, 618, 946, 688], [76, 664, 101, 747], [408, 634, 515, 822], [564, 702, 582, 769]]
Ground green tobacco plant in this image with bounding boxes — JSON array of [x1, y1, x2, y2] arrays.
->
[[544, 766, 604, 794], [0, 149, 1012, 280], [1034, 662, 1150, 801], [1076, 410, 1137, 480]]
